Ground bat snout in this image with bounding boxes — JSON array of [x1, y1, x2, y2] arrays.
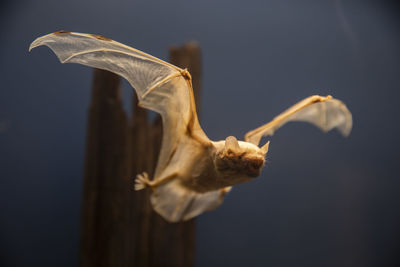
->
[[246, 158, 264, 177]]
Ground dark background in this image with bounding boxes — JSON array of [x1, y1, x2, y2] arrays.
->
[[1, 0, 399, 266]]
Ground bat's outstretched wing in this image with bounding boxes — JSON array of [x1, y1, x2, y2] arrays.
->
[[244, 95, 352, 146], [30, 31, 209, 177]]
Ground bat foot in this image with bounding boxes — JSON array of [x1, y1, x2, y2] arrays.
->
[[134, 172, 152, 191]]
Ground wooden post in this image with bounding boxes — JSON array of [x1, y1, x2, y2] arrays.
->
[[80, 69, 130, 267], [80, 42, 202, 267], [130, 42, 201, 267]]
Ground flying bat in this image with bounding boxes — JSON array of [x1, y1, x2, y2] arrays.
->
[[30, 31, 352, 222]]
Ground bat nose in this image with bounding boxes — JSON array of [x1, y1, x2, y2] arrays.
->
[[251, 160, 263, 169], [246, 158, 264, 177]]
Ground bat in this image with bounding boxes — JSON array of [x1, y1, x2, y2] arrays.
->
[[30, 31, 352, 222]]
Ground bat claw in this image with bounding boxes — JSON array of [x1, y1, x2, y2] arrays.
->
[[134, 172, 152, 191]]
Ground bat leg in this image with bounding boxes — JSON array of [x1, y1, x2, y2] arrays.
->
[[134, 172, 178, 191]]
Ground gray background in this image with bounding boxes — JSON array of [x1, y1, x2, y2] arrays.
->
[[1, 0, 399, 266]]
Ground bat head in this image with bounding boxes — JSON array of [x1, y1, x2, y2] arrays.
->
[[214, 136, 269, 183]]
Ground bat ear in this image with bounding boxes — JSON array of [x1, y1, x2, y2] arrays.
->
[[224, 136, 240, 154], [260, 141, 270, 155]]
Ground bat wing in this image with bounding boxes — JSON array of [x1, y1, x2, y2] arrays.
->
[[151, 181, 230, 222], [30, 31, 210, 177], [244, 95, 352, 146]]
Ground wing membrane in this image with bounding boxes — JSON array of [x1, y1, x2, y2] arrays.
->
[[30, 31, 209, 176], [244, 95, 352, 145], [29, 32, 179, 101]]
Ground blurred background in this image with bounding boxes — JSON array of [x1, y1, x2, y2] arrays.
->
[[1, 0, 399, 266]]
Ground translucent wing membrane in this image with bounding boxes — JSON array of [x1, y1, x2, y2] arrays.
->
[[245, 95, 352, 146], [30, 31, 209, 177], [29, 32, 179, 102]]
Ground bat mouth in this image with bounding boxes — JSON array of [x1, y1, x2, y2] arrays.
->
[[246, 159, 264, 177]]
